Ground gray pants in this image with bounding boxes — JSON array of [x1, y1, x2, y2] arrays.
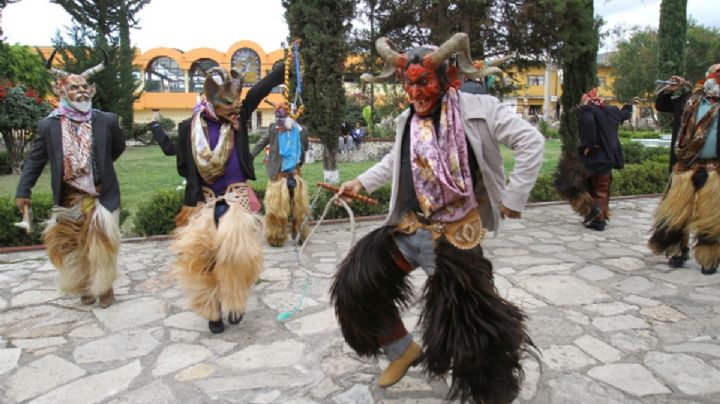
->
[[382, 229, 436, 360]]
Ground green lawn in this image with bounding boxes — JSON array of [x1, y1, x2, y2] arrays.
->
[[0, 140, 560, 215]]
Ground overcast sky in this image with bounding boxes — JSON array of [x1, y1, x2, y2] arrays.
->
[[3, 0, 719, 53]]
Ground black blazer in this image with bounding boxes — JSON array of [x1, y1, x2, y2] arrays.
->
[[578, 104, 632, 176], [655, 91, 690, 170], [150, 123, 176, 156], [177, 63, 285, 206], [16, 110, 126, 211]]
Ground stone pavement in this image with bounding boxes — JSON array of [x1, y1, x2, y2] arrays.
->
[[1, 197, 720, 404]]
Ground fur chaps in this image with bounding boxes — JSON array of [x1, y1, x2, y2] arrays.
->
[[420, 236, 532, 404], [553, 152, 594, 216], [264, 176, 310, 246], [649, 171, 695, 254], [330, 226, 414, 356], [43, 199, 120, 297], [171, 201, 263, 321]]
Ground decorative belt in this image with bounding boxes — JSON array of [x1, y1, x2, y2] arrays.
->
[[201, 182, 252, 212], [674, 160, 720, 173], [396, 209, 486, 250]]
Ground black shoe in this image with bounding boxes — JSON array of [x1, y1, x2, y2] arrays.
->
[[668, 247, 690, 268], [584, 219, 606, 231], [228, 311, 244, 324], [208, 319, 225, 334], [701, 266, 717, 275], [583, 205, 602, 226]]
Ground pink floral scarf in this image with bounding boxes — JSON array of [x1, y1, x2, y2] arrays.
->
[[410, 87, 477, 222]]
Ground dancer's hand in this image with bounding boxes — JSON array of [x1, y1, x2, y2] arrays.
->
[[666, 76, 689, 92], [335, 178, 364, 204], [16, 198, 31, 213], [500, 205, 521, 219]]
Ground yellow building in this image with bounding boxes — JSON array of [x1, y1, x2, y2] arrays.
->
[[38, 41, 286, 130], [507, 53, 619, 119]]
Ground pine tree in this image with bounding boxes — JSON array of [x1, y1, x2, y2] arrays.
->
[[283, 0, 355, 183], [657, 0, 687, 80], [557, 0, 597, 155]]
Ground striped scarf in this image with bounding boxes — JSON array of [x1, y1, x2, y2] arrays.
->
[[60, 116, 96, 195], [676, 91, 720, 166]]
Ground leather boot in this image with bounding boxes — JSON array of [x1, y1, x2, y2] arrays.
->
[[378, 341, 422, 388], [80, 295, 96, 305], [590, 174, 612, 221]]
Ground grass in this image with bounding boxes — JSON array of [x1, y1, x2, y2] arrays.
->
[[0, 139, 560, 216]]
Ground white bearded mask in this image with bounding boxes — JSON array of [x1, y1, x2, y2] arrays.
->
[[703, 64, 720, 98]]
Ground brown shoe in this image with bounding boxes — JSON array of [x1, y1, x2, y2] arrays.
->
[[98, 288, 115, 308], [378, 341, 422, 388], [80, 295, 96, 305]]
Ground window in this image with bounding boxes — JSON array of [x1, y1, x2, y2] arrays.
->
[[189, 58, 219, 93], [527, 75, 544, 86], [231, 48, 261, 86], [598, 77, 607, 88], [145, 57, 185, 93]]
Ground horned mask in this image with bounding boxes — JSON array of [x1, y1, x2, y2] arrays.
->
[[203, 67, 245, 123], [44, 47, 106, 111]]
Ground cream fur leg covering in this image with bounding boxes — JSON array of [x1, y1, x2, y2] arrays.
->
[[291, 176, 310, 243], [649, 171, 695, 254], [171, 207, 222, 321], [214, 204, 264, 315], [264, 178, 290, 247], [43, 200, 119, 296], [84, 202, 120, 297]]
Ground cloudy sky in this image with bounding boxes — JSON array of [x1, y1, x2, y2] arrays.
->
[[3, 0, 719, 53]]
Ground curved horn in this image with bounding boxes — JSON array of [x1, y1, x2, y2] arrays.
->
[[43, 47, 70, 80], [425, 32, 486, 79], [81, 49, 107, 79], [360, 37, 407, 84], [488, 51, 515, 67]]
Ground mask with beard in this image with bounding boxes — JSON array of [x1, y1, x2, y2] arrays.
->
[[704, 73, 720, 98]]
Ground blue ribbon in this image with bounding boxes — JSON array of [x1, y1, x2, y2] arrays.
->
[[293, 43, 302, 95]]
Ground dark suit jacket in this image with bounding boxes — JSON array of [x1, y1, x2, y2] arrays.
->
[[150, 122, 176, 156], [177, 63, 285, 206], [655, 91, 691, 171], [16, 110, 126, 211], [578, 104, 632, 176]]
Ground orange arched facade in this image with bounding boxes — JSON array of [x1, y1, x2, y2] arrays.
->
[[37, 41, 286, 131]]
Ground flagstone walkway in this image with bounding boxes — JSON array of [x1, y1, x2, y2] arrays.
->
[[1, 197, 719, 403]]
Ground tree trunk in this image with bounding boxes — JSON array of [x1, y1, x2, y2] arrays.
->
[[117, 2, 134, 138]]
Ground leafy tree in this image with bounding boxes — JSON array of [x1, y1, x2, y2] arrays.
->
[[284, 0, 355, 183], [0, 82, 52, 173], [50, 0, 150, 137], [609, 28, 658, 111], [685, 22, 720, 83], [557, 0, 597, 155], [657, 0, 687, 79], [0, 43, 51, 95]]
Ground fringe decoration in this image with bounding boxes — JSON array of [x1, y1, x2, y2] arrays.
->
[[689, 171, 720, 237], [330, 227, 414, 356], [419, 236, 533, 404], [264, 177, 290, 246]]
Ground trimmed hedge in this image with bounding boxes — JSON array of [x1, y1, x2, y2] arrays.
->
[[0, 194, 129, 247], [132, 189, 184, 236], [619, 130, 663, 140], [621, 141, 669, 165]]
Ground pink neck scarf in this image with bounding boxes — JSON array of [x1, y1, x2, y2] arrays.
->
[[410, 87, 477, 222]]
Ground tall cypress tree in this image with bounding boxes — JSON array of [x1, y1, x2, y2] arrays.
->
[[557, 0, 597, 155], [657, 0, 687, 79], [283, 0, 355, 183]]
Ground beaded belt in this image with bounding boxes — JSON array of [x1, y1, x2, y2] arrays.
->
[[201, 182, 252, 212]]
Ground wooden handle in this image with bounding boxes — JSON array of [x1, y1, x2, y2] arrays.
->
[[316, 182, 378, 205]]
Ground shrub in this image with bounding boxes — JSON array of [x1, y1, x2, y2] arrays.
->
[[249, 131, 263, 145], [131, 122, 152, 144], [622, 140, 669, 165], [132, 189, 184, 236], [0, 150, 12, 174], [529, 173, 560, 202], [612, 161, 669, 196], [619, 130, 662, 140], [158, 115, 176, 132], [0, 193, 53, 247]]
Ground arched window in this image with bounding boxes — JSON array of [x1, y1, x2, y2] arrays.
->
[[145, 56, 185, 93], [231, 48, 261, 86], [189, 58, 219, 93]]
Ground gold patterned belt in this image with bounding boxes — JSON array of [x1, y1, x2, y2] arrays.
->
[[396, 209, 486, 250], [674, 160, 720, 173], [201, 182, 252, 212]]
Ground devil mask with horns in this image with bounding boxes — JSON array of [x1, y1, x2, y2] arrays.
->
[[200, 67, 245, 125], [44, 48, 106, 115], [360, 33, 504, 117]]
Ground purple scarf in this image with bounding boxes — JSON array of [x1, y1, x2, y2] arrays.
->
[[410, 87, 477, 222]]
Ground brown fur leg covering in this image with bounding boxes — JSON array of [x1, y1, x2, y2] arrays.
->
[[694, 240, 720, 269], [84, 202, 120, 297], [330, 226, 414, 356], [650, 171, 695, 255], [175, 205, 198, 228], [292, 176, 310, 243], [264, 178, 290, 246], [420, 237, 533, 404], [569, 192, 595, 217], [44, 205, 89, 295], [554, 152, 593, 216]]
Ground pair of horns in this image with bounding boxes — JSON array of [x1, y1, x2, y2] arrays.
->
[[360, 33, 509, 84], [42, 47, 107, 80]]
